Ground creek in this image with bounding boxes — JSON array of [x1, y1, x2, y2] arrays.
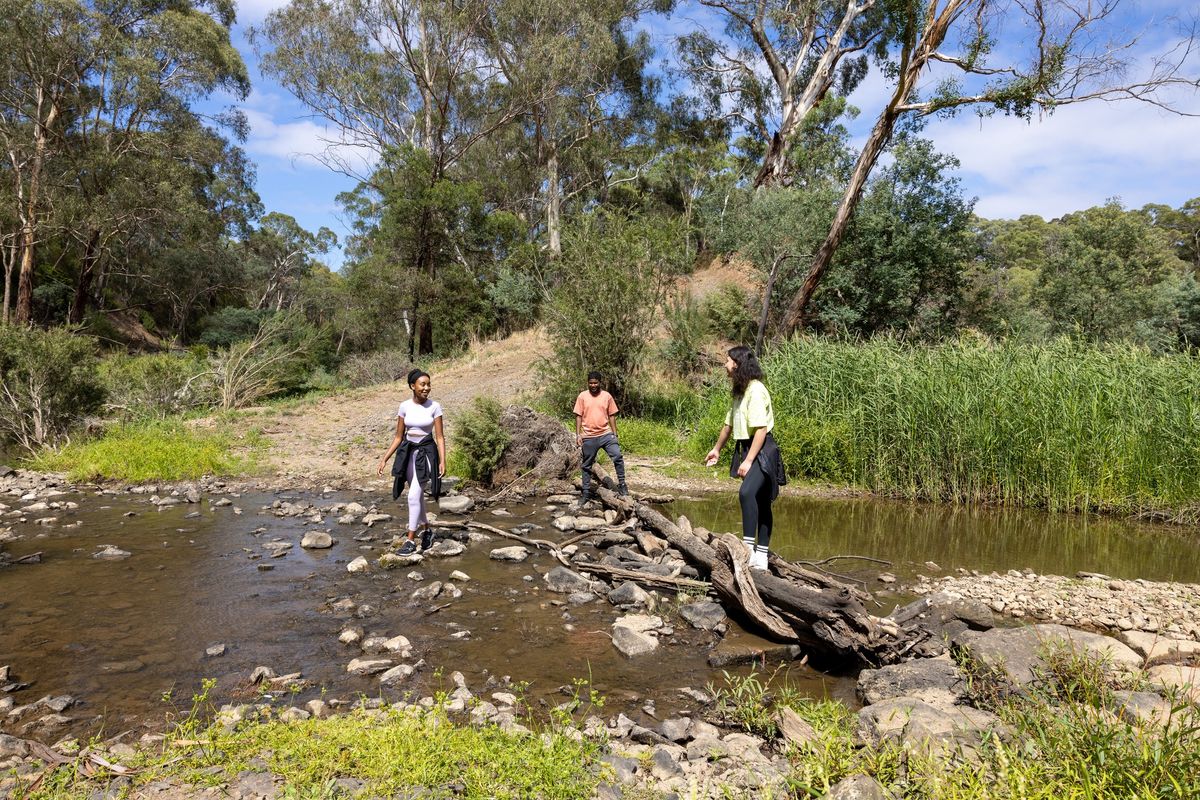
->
[[2, 486, 1197, 745]]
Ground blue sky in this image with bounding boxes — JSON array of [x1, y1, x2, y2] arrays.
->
[[228, 0, 1200, 269]]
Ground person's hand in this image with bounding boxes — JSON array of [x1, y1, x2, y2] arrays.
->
[[704, 448, 720, 467], [376, 459, 386, 477], [438, 461, 446, 477], [576, 435, 583, 448], [736, 459, 752, 477]]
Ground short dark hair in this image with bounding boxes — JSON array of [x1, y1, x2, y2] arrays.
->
[[587, 370, 603, 381], [727, 345, 764, 397], [407, 368, 430, 387]]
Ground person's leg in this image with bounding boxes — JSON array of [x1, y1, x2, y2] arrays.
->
[[399, 451, 422, 554], [580, 436, 601, 500], [753, 464, 776, 568], [738, 464, 765, 559], [602, 434, 627, 494]]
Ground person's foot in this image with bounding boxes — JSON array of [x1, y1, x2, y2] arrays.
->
[[420, 528, 435, 552], [618, 484, 630, 497], [750, 549, 769, 571], [570, 494, 591, 512], [398, 539, 418, 556]]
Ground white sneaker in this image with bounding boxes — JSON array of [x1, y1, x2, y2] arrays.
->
[[750, 549, 769, 571]]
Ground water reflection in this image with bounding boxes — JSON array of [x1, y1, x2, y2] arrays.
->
[[671, 495, 1200, 584]]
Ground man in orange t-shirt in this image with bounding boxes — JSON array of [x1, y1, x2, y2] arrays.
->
[[573, 371, 628, 506]]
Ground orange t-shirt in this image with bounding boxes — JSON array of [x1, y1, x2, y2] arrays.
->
[[573, 390, 618, 438]]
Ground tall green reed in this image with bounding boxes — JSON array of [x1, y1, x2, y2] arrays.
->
[[690, 336, 1200, 514]]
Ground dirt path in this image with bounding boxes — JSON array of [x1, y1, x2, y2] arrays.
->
[[247, 329, 550, 489]]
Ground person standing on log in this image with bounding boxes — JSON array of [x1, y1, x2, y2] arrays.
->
[[574, 370, 629, 508], [377, 368, 445, 555], [704, 346, 786, 570]]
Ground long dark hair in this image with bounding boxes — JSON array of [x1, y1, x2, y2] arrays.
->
[[728, 345, 764, 397]]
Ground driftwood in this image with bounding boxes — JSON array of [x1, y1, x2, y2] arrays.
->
[[585, 465, 916, 665]]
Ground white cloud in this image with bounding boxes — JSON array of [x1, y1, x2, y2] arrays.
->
[[235, 0, 291, 24], [242, 106, 379, 176]]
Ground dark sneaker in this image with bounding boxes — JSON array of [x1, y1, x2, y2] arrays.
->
[[398, 539, 417, 556], [420, 528, 435, 552], [570, 494, 591, 512], [618, 484, 630, 497]]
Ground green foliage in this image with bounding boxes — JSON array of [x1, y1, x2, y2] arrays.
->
[[337, 349, 414, 388], [658, 293, 707, 377], [616, 418, 680, 457], [29, 420, 251, 482], [455, 396, 511, 486], [207, 312, 320, 410], [98, 353, 213, 420], [198, 308, 268, 349], [690, 336, 1200, 514], [0, 326, 104, 453], [702, 283, 756, 342], [709, 671, 779, 737], [542, 210, 687, 410]]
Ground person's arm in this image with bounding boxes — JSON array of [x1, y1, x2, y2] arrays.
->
[[433, 415, 446, 477], [736, 426, 769, 477], [377, 416, 406, 475], [704, 425, 732, 466], [608, 412, 618, 439], [575, 414, 583, 447]]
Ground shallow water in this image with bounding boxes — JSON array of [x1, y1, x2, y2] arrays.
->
[[4, 486, 1197, 745], [0, 490, 839, 743], [672, 493, 1200, 584]]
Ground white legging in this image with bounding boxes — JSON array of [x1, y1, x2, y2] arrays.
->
[[406, 449, 428, 532]]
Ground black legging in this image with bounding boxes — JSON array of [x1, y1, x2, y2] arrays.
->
[[738, 459, 776, 548]]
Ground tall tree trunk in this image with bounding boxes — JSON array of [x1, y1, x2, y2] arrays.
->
[[546, 144, 561, 259], [69, 228, 101, 324], [14, 90, 59, 325], [755, 253, 786, 355]]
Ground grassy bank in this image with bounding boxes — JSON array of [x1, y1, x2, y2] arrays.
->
[[684, 337, 1200, 515], [28, 418, 263, 482]]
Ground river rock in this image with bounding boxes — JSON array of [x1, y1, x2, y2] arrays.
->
[[552, 516, 575, 532], [379, 552, 422, 569], [411, 581, 443, 602], [263, 541, 293, 557], [347, 658, 393, 676], [608, 581, 652, 609], [1145, 665, 1200, 703], [1117, 631, 1200, 666], [678, 601, 726, 630], [93, 546, 131, 560], [438, 495, 474, 514], [361, 512, 392, 526], [856, 697, 1004, 752], [305, 699, 330, 719], [612, 624, 658, 657], [382, 635, 411, 654], [379, 664, 415, 685], [449, 570, 470, 582], [280, 706, 310, 723], [337, 514, 357, 524], [211, 498, 232, 507], [338, 627, 363, 645], [0, 734, 29, 758], [442, 582, 463, 599], [857, 658, 966, 708], [344, 502, 368, 515], [544, 566, 593, 593], [572, 516, 607, 532], [346, 556, 369, 573], [185, 489, 201, 504], [490, 546, 529, 562], [614, 614, 664, 634], [1111, 690, 1175, 725], [659, 717, 691, 743], [360, 636, 390, 654], [205, 644, 227, 658], [825, 774, 893, 800], [953, 624, 1141, 690], [155, 496, 183, 507], [300, 531, 334, 549], [425, 540, 465, 558], [776, 707, 819, 749]]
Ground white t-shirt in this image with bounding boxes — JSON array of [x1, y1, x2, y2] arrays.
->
[[398, 399, 443, 442]]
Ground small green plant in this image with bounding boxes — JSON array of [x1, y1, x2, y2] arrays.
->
[[708, 670, 777, 737], [454, 396, 510, 486]]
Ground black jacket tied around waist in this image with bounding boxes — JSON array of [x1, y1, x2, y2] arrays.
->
[[392, 435, 442, 501], [730, 432, 788, 499]]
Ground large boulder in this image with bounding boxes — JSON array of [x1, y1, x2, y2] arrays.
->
[[544, 566, 594, 594], [678, 601, 726, 631], [857, 658, 966, 708], [856, 697, 1005, 754], [438, 495, 474, 514], [953, 624, 1141, 691]]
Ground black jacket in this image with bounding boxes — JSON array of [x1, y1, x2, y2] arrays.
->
[[392, 435, 442, 501], [730, 432, 787, 498]]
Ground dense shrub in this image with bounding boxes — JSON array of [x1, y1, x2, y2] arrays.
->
[[454, 397, 510, 486], [659, 294, 707, 377], [208, 313, 317, 410], [337, 349, 414, 388], [702, 284, 756, 342], [0, 326, 105, 453], [99, 352, 213, 419]]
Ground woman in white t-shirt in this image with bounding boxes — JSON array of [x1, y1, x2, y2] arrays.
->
[[377, 368, 446, 555]]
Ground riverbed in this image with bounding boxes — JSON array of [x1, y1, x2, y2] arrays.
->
[[3, 483, 1198, 746]]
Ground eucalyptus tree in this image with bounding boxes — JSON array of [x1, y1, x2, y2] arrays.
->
[[675, 0, 896, 187], [777, 0, 1200, 334], [244, 212, 337, 312]]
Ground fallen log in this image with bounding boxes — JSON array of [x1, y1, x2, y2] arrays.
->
[[585, 466, 915, 665]]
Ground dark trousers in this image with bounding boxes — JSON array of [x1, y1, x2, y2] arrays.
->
[[581, 433, 625, 496], [739, 461, 775, 548]]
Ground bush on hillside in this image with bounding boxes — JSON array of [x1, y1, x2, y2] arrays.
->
[[703, 284, 756, 343], [455, 397, 510, 486], [660, 294, 708, 378], [208, 313, 317, 410], [0, 326, 105, 453], [338, 349, 414, 388], [99, 352, 214, 419]]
